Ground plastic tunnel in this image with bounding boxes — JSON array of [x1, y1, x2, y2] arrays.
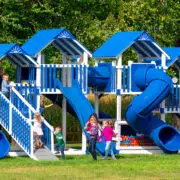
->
[[125, 66, 180, 153], [0, 130, 10, 158], [55, 79, 118, 155]]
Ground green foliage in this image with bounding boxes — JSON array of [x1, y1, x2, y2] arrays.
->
[[166, 66, 178, 78], [0, 0, 179, 64]]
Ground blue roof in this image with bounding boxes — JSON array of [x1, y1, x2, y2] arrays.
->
[[0, 44, 16, 59], [22, 28, 92, 57], [145, 47, 180, 68], [0, 44, 38, 67], [93, 31, 169, 59]]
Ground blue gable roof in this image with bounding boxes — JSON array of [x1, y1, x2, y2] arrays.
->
[[0, 43, 38, 67], [93, 31, 169, 59], [0, 44, 16, 59], [145, 47, 180, 68], [22, 28, 92, 57]]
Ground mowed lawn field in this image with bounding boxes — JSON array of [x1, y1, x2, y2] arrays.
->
[[0, 154, 180, 180]]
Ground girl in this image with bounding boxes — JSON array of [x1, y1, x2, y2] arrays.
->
[[98, 121, 116, 160], [33, 112, 44, 149], [84, 115, 100, 160]]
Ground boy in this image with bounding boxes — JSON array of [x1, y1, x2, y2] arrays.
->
[[1, 74, 12, 99], [54, 127, 65, 160]]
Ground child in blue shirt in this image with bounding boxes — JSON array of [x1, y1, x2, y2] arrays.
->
[[1, 74, 12, 99]]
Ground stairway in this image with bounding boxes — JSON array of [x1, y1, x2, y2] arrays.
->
[[0, 89, 58, 161]]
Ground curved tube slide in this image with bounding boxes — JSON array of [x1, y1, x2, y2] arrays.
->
[[125, 66, 180, 153], [0, 130, 10, 158], [56, 79, 118, 155]]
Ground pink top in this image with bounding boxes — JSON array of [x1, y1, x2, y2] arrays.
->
[[98, 126, 116, 142]]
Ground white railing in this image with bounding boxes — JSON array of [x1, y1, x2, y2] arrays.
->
[[11, 87, 54, 152], [40, 64, 88, 94], [0, 92, 35, 158]]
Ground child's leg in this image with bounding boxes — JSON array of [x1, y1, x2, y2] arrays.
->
[[35, 136, 40, 147], [91, 139, 97, 160], [55, 144, 60, 152], [88, 139, 92, 154], [110, 142, 116, 159], [104, 141, 111, 159], [38, 137, 44, 148], [60, 146, 65, 160]]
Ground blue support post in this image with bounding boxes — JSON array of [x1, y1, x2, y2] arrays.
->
[[45, 65, 48, 92], [172, 87, 174, 111], [33, 85, 37, 109], [41, 65, 43, 92], [122, 66, 126, 92], [49, 65, 52, 92], [176, 85, 179, 111], [127, 66, 130, 92]]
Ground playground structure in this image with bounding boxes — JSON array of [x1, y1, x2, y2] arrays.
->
[[0, 28, 179, 160]]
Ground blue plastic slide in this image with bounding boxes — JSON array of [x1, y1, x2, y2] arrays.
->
[[0, 130, 10, 158], [56, 79, 118, 155], [125, 66, 180, 153], [44, 94, 111, 119]]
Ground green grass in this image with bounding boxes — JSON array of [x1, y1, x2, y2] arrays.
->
[[0, 155, 180, 180]]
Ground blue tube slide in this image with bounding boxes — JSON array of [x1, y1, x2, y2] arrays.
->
[[55, 79, 118, 155], [0, 130, 10, 158], [125, 66, 180, 153]]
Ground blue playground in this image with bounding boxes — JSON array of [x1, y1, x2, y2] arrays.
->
[[0, 29, 179, 160]]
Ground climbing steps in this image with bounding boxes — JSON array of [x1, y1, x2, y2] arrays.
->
[[0, 88, 58, 160]]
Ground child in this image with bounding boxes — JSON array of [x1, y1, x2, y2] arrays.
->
[[33, 112, 44, 149], [84, 115, 100, 160], [54, 127, 65, 160], [98, 121, 116, 160], [1, 74, 12, 99], [85, 114, 101, 133]]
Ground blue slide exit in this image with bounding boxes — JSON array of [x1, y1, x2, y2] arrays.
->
[[56, 79, 118, 155], [0, 130, 10, 158], [125, 66, 180, 153]]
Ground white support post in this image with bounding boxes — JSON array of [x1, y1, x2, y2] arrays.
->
[[128, 61, 133, 92], [36, 53, 41, 87], [81, 52, 89, 153], [94, 93, 99, 118], [161, 54, 166, 68], [83, 52, 88, 65], [36, 53, 42, 112], [161, 100, 166, 122], [116, 54, 122, 149], [62, 53, 67, 144]]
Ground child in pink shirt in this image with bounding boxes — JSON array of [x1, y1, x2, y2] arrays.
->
[[98, 121, 116, 160]]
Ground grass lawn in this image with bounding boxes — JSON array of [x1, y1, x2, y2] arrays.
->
[[0, 154, 180, 180]]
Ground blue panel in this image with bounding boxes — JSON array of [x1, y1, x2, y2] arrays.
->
[[93, 31, 144, 58]]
